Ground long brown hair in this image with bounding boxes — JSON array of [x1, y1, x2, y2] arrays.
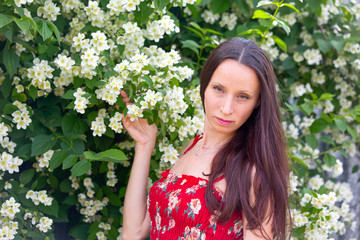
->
[[200, 37, 290, 239]]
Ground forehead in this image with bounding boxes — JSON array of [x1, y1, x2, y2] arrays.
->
[[209, 59, 260, 92]]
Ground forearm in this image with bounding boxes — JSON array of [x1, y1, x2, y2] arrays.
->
[[122, 142, 154, 238]]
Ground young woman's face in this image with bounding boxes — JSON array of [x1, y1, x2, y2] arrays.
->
[[204, 59, 261, 137]]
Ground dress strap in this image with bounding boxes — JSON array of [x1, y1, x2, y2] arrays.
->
[[214, 175, 224, 183], [183, 133, 203, 155]]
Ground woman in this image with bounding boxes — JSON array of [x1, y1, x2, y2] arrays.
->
[[122, 37, 290, 240]]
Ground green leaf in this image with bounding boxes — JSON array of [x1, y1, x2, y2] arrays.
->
[[252, 10, 273, 20], [308, 0, 321, 12], [347, 126, 357, 139], [285, 102, 298, 111], [282, 3, 302, 16], [305, 134, 318, 149], [234, 0, 250, 17], [38, 20, 52, 41], [60, 179, 72, 193], [319, 93, 334, 100], [31, 135, 57, 157], [15, 17, 31, 35], [317, 39, 332, 53], [69, 224, 90, 239], [46, 20, 61, 45], [330, 37, 345, 52], [352, 165, 359, 173], [210, 0, 231, 14], [271, 35, 287, 53], [62, 154, 78, 169], [154, 0, 170, 11], [181, 40, 200, 55], [0, 14, 15, 28], [204, 28, 222, 36], [324, 154, 337, 167], [237, 29, 264, 37], [293, 162, 308, 178], [142, 75, 153, 89], [102, 50, 114, 67], [38, 199, 59, 218], [84, 151, 97, 160], [257, 1, 276, 7], [2, 103, 18, 114], [62, 90, 76, 99], [309, 118, 327, 134], [2, 47, 20, 78], [50, 150, 69, 170], [20, 169, 35, 185], [320, 136, 335, 146], [281, 57, 296, 70], [300, 103, 313, 116], [98, 149, 128, 162], [71, 160, 91, 177], [334, 118, 347, 132], [62, 114, 88, 135], [275, 18, 290, 35], [135, 1, 154, 23]]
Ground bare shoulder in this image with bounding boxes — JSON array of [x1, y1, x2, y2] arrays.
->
[[178, 138, 195, 157]]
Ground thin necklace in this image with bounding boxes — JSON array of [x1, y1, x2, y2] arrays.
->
[[194, 139, 222, 156]]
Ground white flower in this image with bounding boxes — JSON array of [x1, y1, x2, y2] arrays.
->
[[219, 12, 237, 30], [201, 9, 220, 24], [309, 175, 324, 190], [36, 217, 53, 233], [37, 0, 60, 21], [1, 197, 21, 219], [303, 49, 323, 65], [127, 104, 144, 121], [54, 54, 75, 71]]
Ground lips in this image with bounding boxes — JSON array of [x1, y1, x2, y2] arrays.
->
[[216, 117, 233, 125]]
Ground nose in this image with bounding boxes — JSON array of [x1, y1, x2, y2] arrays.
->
[[220, 96, 234, 115]]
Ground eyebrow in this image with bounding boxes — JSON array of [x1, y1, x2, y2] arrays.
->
[[212, 82, 255, 94]]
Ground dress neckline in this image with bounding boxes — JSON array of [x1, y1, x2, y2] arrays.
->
[[165, 168, 209, 181]]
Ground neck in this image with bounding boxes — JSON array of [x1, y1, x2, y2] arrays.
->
[[201, 126, 233, 148]]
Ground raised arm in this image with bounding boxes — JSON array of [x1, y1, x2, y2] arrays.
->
[[121, 91, 158, 240]]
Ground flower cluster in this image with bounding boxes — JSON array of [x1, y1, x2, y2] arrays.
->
[[78, 193, 109, 223], [37, 0, 61, 21], [106, 162, 118, 187], [0, 197, 20, 239], [11, 100, 32, 130], [91, 109, 108, 137], [26, 58, 54, 96], [34, 150, 54, 171], [25, 190, 53, 206], [219, 12, 237, 30], [74, 88, 90, 114], [0, 152, 23, 174]]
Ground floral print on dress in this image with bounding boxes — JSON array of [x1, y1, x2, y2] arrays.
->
[[165, 189, 182, 216], [184, 198, 202, 219], [179, 225, 206, 240], [149, 168, 243, 239], [227, 218, 243, 237]]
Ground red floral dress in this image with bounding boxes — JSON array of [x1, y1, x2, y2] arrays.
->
[[148, 135, 243, 239]]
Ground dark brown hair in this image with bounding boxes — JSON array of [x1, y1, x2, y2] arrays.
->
[[200, 37, 290, 239]]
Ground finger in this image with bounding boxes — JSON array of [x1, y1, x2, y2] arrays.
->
[[120, 90, 131, 105]]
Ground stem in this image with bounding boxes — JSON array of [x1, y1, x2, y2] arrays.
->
[[315, 137, 360, 158], [196, 37, 205, 71], [260, 0, 284, 45], [47, 127, 83, 158]]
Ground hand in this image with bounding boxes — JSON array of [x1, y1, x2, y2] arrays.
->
[[120, 90, 158, 146]]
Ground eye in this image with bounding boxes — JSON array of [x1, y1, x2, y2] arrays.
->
[[213, 86, 223, 92], [237, 94, 249, 100]]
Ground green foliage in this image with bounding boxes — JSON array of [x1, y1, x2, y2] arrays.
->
[[0, 0, 359, 239]]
